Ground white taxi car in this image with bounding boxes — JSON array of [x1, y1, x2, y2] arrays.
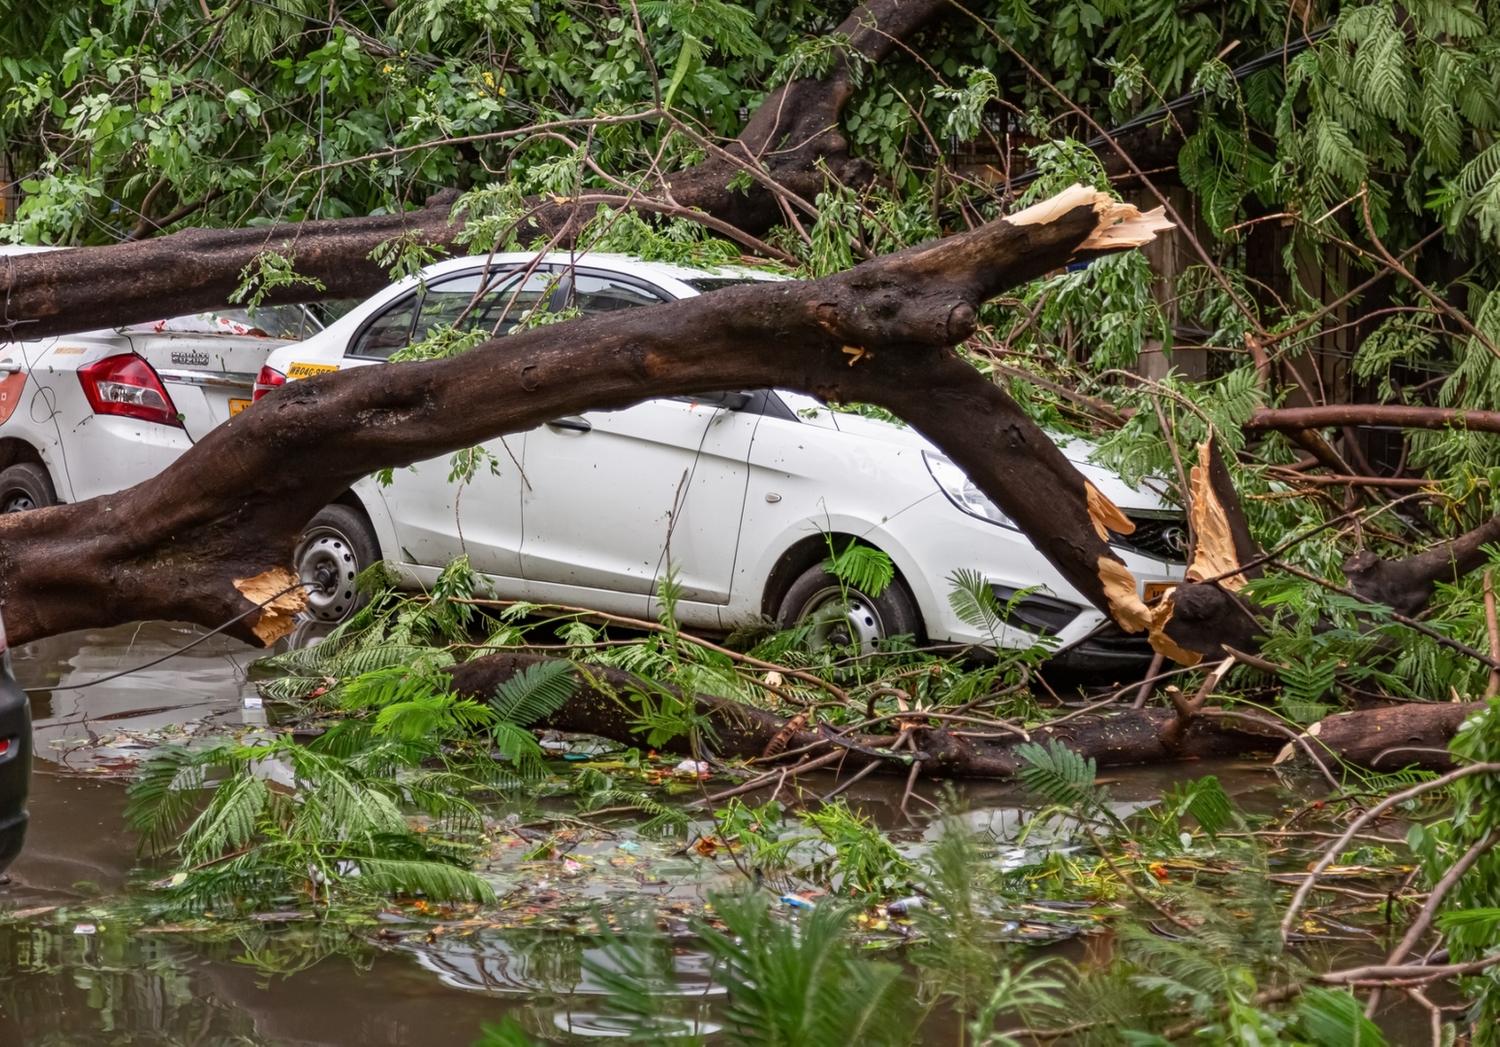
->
[[0, 245, 337, 511], [260, 253, 1186, 667]]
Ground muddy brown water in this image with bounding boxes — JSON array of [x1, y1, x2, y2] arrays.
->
[[0, 623, 1382, 1045]]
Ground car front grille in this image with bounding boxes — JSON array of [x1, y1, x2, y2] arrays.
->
[[1116, 512, 1189, 563]]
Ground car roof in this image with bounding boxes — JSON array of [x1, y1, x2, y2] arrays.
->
[[414, 251, 789, 286]]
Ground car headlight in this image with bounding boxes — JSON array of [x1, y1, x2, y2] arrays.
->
[[923, 451, 1017, 529]]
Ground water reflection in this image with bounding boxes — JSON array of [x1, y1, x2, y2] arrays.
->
[[17, 622, 265, 774], [0, 921, 264, 1045]]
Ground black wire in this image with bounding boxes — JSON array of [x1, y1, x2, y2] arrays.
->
[[23, 581, 316, 695]]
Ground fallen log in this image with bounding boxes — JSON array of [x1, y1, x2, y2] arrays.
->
[[1273, 701, 1483, 772], [446, 653, 1477, 778]]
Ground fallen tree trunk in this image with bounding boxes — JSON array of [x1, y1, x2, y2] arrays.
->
[[0, 185, 1175, 651], [1273, 701, 1483, 771], [446, 652, 1476, 778]]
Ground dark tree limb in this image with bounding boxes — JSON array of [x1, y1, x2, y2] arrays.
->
[[1247, 404, 1500, 434], [1271, 701, 1483, 773], [1343, 515, 1500, 616], [447, 652, 1473, 778]]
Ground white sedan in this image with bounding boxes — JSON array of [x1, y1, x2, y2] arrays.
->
[[0, 244, 336, 511], [259, 253, 1186, 667]]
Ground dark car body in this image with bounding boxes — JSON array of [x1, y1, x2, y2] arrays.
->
[[0, 616, 30, 873]]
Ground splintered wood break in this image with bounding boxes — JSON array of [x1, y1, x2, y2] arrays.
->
[[842, 345, 871, 366], [1147, 595, 1203, 667], [1005, 183, 1174, 251], [234, 566, 307, 645], [1186, 442, 1247, 590], [1085, 480, 1136, 542], [1273, 719, 1322, 765], [1097, 556, 1150, 633]]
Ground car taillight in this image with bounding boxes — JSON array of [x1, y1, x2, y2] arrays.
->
[[77, 353, 182, 427], [0, 738, 10, 758], [253, 365, 287, 402]]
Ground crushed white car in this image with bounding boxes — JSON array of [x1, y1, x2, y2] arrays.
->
[[257, 252, 1186, 668]]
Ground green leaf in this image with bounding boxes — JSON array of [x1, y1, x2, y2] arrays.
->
[[1015, 739, 1100, 813], [1294, 988, 1389, 1047], [489, 660, 577, 726], [825, 540, 894, 597], [662, 34, 700, 110]]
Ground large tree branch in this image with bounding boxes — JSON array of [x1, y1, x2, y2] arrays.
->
[[1247, 404, 1500, 434], [0, 186, 1172, 648], [445, 652, 1472, 778]]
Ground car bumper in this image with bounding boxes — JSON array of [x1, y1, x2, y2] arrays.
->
[[0, 654, 31, 874], [55, 414, 193, 503], [879, 497, 1184, 664]]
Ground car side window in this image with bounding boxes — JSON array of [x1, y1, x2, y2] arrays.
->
[[348, 270, 556, 360], [348, 293, 419, 359], [569, 273, 666, 314], [414, 270, 555, 342]]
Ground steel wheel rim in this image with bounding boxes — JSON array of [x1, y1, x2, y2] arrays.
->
[[295, 527, 359, 622], [0, 490, 34, 513], [796, 585, 886, 653]]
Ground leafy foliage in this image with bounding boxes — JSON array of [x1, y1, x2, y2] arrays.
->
[[823, 538, 893, 598]]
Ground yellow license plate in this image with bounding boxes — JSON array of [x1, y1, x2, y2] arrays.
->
[[229, 398, 251, 416], [1143, 581, 1177, 605], [287, 361, 339, 379]]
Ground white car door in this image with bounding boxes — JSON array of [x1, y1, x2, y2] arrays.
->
[[344, 267, 551, 581], [517, 270, 756, 619]]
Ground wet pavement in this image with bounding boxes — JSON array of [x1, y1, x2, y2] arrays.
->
[[0, 622, 1296, 1045]]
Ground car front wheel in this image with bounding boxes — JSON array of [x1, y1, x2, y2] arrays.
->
[[775, 562, 921, 654], [294, 504, 380, 623], [0, 462, 56, 514]]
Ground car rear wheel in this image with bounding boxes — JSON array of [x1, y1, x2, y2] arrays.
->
[[0, 463, 56, 514], [294, 505, 380, 623], [776, 563, 921, 654]]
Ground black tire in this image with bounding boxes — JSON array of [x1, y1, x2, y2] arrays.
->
[[293, 504, 380, 623], [775, 562, 921, 653], [0, 462, 56, 513]]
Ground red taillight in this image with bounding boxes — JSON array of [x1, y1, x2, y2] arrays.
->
[[77, 353, 181, 427], [0, 738, 10, 758], [253, 365, 287, 402]]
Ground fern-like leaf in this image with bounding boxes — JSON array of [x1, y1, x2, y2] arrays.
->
[[1015, 740, 1101, 813], [825, 540, 894, 597], [489, 660, 577, 726]]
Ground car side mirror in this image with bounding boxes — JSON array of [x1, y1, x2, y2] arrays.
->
[[698, 391, 751, 411]]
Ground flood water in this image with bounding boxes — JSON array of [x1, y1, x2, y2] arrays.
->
[[0, 623, 1345, 1044]]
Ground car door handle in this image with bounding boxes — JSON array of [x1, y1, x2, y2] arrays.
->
[[546, 416, 592, 433], [0, 360, 20, 374]]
